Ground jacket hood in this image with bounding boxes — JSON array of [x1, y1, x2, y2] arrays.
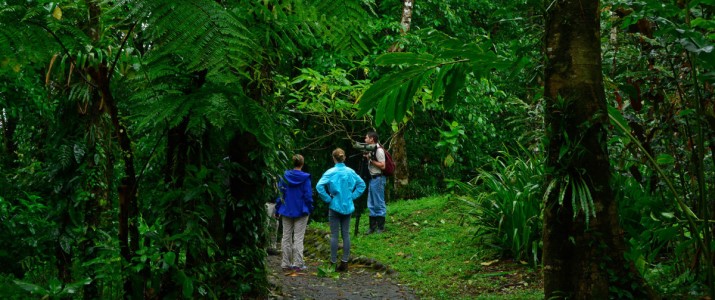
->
[[282, 169, 310, 185]]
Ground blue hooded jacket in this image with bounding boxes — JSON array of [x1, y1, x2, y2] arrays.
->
[[316, 163, 366, 215], [275, 169, 313, 218]]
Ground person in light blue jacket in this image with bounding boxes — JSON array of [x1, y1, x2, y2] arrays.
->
[[316, 148, 366, 272]]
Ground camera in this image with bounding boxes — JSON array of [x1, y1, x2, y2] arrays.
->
[[352, 141, 377, 152], [351, 141, 377, 159]]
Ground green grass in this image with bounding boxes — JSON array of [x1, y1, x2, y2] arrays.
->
[[310, 195, 543, 300]]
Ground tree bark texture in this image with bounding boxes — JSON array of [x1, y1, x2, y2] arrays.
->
[[388, 0, 413, 52], [392, 127, 409, 188], [90, 58, 140, 300], [388, 0, 414, 196], [542, 0, 656, 298]]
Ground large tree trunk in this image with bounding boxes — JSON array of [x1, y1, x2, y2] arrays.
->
[[542, 0, 657, 299], [225, 131, 268, 298]]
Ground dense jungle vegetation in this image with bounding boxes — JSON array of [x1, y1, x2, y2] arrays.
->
[[1, 0, 715, 298]]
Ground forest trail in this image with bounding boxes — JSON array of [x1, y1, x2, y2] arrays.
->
[[266, 227, 419, 299]]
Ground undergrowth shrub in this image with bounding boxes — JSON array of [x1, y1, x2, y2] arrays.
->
[[613, 171, 706, 297], [452, 145, 544, 266]]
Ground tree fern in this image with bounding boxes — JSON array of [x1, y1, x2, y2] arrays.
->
[[309, 0, 374, 56], [120, 0, 255, 74]]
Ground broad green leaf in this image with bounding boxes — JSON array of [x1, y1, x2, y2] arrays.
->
[[49, 278, 62, 294], [385, 85, 399, 124], [62, 277, 91, 294], [14, 280, 49, 295], [432, 64, 453, 102], [183, 276, 194, 298], [164, 251, 177, 267], [679, 109, 696, 116], [375, 91, 390, 125], [661, 212, 675, 219], [358, 66, 431, 116], [608, 106, 632, 134], [691, 18, 715, 30], [656, 154, 675, 165], [443, 65, 467, 109]]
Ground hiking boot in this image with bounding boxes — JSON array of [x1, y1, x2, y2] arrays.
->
[[367, 216, 376, 235], [376, 216, 385, 233], [336, 260, 348, 272]]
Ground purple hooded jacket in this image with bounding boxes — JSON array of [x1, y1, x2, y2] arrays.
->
[[275, 169, 313, 218]]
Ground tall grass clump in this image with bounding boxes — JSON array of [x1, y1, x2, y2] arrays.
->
[[453, 145, 544, 265]]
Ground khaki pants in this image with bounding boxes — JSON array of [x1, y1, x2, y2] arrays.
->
[[280, 215, 309, 269]]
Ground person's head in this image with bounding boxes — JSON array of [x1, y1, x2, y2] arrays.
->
[[365, 131, 379, 144], [292, 154, 304, 168], [332, 148, 346, 163]]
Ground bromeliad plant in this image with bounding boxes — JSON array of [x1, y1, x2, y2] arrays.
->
[[453, 145, 544, 266]]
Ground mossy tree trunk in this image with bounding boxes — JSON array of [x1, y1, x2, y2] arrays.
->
[[389, 0, 414, 196], [542, 0, 657, 298]]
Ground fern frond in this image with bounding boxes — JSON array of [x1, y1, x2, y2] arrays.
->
[[122, 0, 255, 74], [309, 0, 374, 56]]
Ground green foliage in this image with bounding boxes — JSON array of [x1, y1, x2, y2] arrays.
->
[[358, 29, 516, 125], [436, 120, 466, 168], [123, 0, 255, 74], [452, 146, 544, 266], [313, 195, 542, 300], [601, 0, 715, 294]]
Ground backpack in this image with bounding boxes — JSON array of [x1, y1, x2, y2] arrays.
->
[[375, 146, 396, 176]]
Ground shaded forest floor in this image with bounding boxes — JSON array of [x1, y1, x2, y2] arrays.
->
[[266, 227, 418, 299], [266, 195, 545, 299]]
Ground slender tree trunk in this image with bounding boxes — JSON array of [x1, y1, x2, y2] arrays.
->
[[88, 60, 139, 300], [542, 0, 657, 298], [388, 0, 414, 197], [78, 3, 113, 298], [392, 126, 409, 188], [80, 89, 108, 299]]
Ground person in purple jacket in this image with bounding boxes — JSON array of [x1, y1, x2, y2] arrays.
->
[[275, 154, 314, 271]]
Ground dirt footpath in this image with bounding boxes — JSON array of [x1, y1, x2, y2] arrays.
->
[[266, 228, 418, 299]]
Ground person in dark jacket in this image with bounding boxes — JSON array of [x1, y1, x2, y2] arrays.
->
[[275, 154, 314, 271]]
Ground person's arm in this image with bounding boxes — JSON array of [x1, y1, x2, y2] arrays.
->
[[316, 174, 332, 203], [351, 172, 366, 200], [370, 148, 386, 170], [304, 177, 314, 213]]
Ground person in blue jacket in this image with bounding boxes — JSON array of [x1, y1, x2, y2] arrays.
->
[[275, 154, 313, 271], [316, 148, 366, 272]]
